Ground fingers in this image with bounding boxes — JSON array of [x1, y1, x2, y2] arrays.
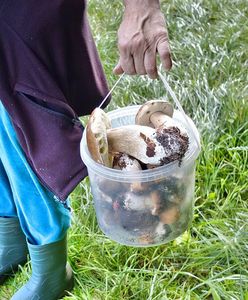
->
[[113, 50, 158, 78], [113, 60, 124, 75], [121, 53, 136, 75], [114, 45, 136, 75], [144, 49, 158, 79], [113, 38, 172, 77], [157, 39, 172, 71], [133, 48, 146, 75], [113, 53, 146, 76]]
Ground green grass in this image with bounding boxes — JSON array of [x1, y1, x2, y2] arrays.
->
[[1, 0, 248, 299]]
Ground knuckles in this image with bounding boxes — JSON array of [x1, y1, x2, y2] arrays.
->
[[118, 33, 145, 53]]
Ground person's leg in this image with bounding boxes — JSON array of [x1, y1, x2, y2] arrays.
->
[[0, 158, 17, 218], [0, 101, 73, 299], [0, 104, 71, 245], [0, 159, 28, 284]]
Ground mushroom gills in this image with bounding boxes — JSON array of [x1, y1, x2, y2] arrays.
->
[[86, 108, 112, 166]]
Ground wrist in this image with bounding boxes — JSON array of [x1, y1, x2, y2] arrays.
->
[[123, 0, 160, 10]]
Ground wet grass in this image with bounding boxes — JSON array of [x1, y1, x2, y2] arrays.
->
[[1, 0, 247, 299]]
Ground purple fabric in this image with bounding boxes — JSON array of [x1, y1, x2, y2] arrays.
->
[[0, 0, 110, 201]]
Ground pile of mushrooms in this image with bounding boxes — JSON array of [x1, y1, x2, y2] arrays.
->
[[87, 100, 189, 169], [86, 100, 190, 245]]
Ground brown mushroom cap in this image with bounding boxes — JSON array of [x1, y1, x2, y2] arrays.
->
[[86, 107, 112, 166], [135, 100, 173, 128]]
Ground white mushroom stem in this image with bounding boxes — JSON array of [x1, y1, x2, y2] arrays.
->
[[113, 153, 142, 171], [135, 100, 173, 127], [107, 125, 167, 165], [135, 100, 188, 136], [123, 192, 157, 212], [150, 111, 170, 128], [113, 153, 147, 192], [150, 112, 188, 136], [150, 191, 161, 215]]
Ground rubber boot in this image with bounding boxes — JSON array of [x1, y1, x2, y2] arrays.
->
[[11, 234, 74, 300], [0, 217, 28, 284]]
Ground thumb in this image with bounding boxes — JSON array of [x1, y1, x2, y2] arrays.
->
[[113, 60, 124, 75]]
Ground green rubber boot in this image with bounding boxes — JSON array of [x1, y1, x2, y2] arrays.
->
[[11, 234, 74, 300], [0, 217, 28, 284]]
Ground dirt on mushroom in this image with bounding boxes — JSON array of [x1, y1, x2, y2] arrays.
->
[[155, 126, 189, 166], [139, 132, 156, 158]]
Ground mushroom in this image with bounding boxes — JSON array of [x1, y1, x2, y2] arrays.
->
[[130, 181, 147, 193], [120, 190, 161, 216], [159, 206, 180, 225], [152, 126, 190, 166], [113, 153, 142, 171], [113, 153, 149, 192], [107, 125, 170, 165], [135, 100, 189, 165], [136, 99, 188, 136], [154, 223, 172, 241], [123, 192, 155, 212], [150, 191, 162, 215], [135, 100, 174, 128], [86, 107, 112, 167]]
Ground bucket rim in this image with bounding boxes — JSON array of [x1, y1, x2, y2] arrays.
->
[[80, 105, 201, 182]]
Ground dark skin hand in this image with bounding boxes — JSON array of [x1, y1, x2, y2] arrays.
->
[[113, 0, 172, 79]]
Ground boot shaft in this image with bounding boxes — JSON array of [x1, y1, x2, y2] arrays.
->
[[11, 234, 74, 299], [27, 234, 68, 275], [0, 217, 28, 277], [0, 217, 27, 246]]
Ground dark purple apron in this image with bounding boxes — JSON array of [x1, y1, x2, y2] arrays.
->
[[0, 0, 110, 201]]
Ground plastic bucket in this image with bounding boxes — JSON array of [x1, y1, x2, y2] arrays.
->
[[80, 105, 200, 247]]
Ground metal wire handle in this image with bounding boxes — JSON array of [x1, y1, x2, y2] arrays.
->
[[99, 71, 200, 149], [158, 71, 201, 149], [98, 73, 125, 108]]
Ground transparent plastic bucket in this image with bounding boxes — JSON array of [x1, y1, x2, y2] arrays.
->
[[80, 105, 200, 247]]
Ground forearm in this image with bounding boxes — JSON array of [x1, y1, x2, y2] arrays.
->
[[123, 0, 160, 9]]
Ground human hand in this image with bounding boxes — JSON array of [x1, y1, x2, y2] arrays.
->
[[113, 4, 172, 79]]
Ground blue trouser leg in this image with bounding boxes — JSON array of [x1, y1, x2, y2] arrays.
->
[[0, 159, 17, 217], [0, 101, 71, 245]]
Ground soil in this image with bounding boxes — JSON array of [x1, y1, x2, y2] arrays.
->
[[155, 126, 189, 165]]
